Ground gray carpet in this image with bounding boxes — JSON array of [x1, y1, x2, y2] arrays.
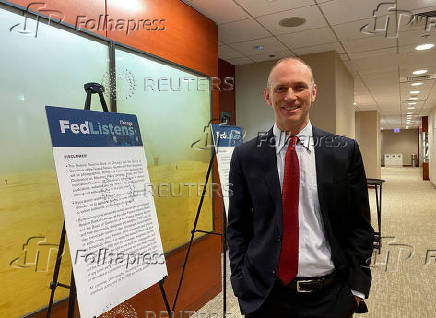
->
[[198, 167, 436, 317]]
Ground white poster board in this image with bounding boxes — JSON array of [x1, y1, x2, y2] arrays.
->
[[211, 124, 243, 216], [45, 106, 167, 318]]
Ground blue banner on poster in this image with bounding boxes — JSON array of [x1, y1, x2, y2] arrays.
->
[[45, 106, 143, 147], [211, 124, 243, 148]]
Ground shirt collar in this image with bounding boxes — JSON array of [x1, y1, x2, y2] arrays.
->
[[273, 121, 313, 154]]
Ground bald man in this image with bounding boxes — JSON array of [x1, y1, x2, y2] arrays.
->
[[227, 57, 374, 318]]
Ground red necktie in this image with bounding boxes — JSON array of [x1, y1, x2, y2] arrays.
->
[[277, 136, 299, 285]]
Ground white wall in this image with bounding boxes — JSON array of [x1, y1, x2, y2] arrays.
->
[[235, 61, 275, 140], [356, 111, 381, 179], [235, 52, 355, 141], [382, 129, 419, 166], [335, 55, 355, 138]]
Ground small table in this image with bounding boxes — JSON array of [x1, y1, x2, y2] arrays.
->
[[367, 178, 385, 253]]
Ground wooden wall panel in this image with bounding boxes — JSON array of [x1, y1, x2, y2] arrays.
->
[[8, 0, 107, 37], [107, 0, 218, 76], [29, 235, 222, 318], [218, 58, 236, 125]]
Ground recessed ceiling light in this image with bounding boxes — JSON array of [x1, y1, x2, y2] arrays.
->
[[253, 45, 264, 50], [408, 102, 417, 105], [353, 102, 357, 105], [278, 17, 306, 28], [411, 82, 423, 86], [413, 69, 428, 75], [415, 43, 435, 51], [409, 97, 419, 100], [408, 107, 416, 110], [410, 90, 420, 94]]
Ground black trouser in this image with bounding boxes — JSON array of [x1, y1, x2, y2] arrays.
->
[[245, 276, 358, 318]]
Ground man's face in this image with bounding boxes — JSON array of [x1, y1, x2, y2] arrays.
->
[[264, 60, 317, 133]]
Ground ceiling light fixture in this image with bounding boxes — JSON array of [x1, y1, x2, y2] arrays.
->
[[409, 97, 419, 100], [413, 69, 428, 75], [408, 102, 417, 105], [410, 90, 420, 94], [278, 17, 306, 28], [411, 82, 423, 86], [415, 43, 435, 51], [408, 107, 416, 110]]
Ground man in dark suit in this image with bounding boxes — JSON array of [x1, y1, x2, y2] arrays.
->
[[227, 57, 374, 317]]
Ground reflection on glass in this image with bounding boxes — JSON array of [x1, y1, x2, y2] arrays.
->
[[422, 132, 429, 163], [114, 47, 213, 252]]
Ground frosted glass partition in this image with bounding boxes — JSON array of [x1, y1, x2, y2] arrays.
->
[[114, 47, 213, 252], [0, 6, 109, 317]]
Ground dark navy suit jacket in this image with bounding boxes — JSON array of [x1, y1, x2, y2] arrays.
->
[[227, 126, 374, 314]]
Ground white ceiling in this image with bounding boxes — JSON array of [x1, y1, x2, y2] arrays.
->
[[183, 0, 436, 129]]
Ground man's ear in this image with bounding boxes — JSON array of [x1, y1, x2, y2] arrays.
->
[[311, 84, 317, 103], [264, 87, 272, 106]]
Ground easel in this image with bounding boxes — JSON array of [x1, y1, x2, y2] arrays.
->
[[46, 83, 172, 318], [367, 178, 385, 254], [172, 117, 234, 318]]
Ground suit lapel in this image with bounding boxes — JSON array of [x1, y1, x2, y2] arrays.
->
[[259, 128, 283, 234], [313, 126, 330, 221]]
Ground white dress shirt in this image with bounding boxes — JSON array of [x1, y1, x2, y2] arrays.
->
[[273, 121, 364, 299], [274, 121, 335, 277]]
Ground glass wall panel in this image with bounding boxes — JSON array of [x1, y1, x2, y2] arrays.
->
[[114, 47, 213, 252], [0, 6, 109, 317]]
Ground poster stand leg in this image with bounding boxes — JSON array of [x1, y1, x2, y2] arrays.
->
[[46, 222, 68, 318], [159, 278, 173, 318], [171, 146, 229, 318], [67, 270, 77, 318], [222, 204, 227, 317]]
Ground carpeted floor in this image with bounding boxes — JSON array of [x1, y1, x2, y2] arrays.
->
[[198, 167, 436, 317]]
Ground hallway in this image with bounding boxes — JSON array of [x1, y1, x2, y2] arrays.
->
[[200, 167, 436, 318]]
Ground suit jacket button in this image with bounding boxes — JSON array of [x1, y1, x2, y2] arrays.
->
[[276, 236, 281, 242], [272, 270, 276, 276]]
